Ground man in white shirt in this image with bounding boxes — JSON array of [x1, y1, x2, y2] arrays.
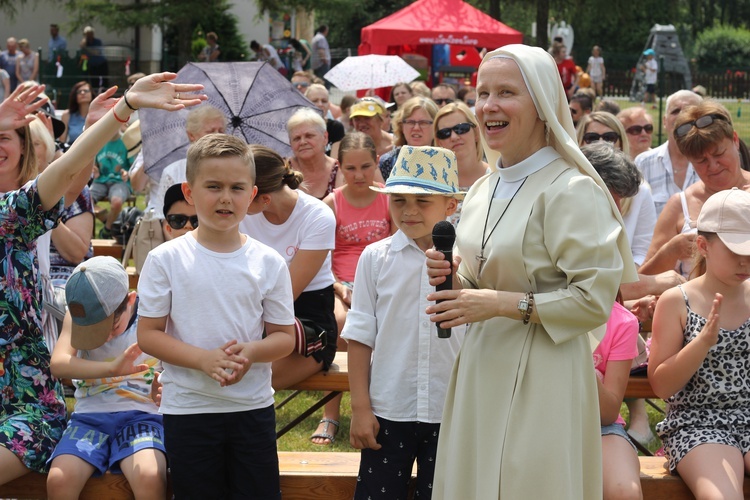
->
[[634, 90, 702, 216], [311, 25, 331, 86]]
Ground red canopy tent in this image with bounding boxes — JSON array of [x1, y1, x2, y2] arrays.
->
[[359, 0, 523, 56]]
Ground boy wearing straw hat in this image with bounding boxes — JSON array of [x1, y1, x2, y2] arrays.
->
[[342, 145, 466, 499]]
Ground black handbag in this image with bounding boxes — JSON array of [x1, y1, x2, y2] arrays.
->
[[294, 317, 327, 357]]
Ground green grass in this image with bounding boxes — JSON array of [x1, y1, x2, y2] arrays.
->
[[275, 390, 358, 453]]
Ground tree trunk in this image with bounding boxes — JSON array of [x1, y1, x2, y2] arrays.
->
[[489, 0, 501, 20], [536, 0, 549, 49]]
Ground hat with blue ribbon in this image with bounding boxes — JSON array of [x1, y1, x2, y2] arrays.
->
[[371, 146, 466, 198]]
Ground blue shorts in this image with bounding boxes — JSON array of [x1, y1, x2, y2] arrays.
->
[[601, 422, 637, 452], [49, 411, 165, 475]]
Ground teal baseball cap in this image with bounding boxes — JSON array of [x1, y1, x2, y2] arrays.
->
[[65, 256, 129, 350]]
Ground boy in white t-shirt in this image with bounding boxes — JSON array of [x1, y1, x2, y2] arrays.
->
[[343, 146, 466, 499], [137, 134, 296, 499], [47, 256, 166, 499]]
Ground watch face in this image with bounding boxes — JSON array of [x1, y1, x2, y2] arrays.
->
[[518, 300, 529, 312]]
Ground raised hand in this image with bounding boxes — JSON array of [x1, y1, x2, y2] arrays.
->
[[0, 84, 48, 131], [697, 293, 723, 348], [125, 72, 206, 111], [85, 86, 119, 127], [109, 342, 150, 377]]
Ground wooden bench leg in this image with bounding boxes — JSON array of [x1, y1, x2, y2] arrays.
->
[[277, 391, 341, 439]]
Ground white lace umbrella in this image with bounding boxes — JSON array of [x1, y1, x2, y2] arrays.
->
[[324, 55, 420, 91]]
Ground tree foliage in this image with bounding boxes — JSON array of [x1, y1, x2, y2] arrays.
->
[[694, 25, 750, 69], [59, 0, 246, 70]]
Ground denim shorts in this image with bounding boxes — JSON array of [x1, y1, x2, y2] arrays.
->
[[601, 422, 637, 452]]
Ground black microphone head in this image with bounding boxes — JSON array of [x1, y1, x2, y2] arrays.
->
[[432, 220, 456, 250]]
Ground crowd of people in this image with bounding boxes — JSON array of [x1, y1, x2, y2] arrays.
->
[[0, 38, 749, 500]]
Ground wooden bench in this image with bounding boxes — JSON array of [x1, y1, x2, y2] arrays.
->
[[91, 238, 123, 259], [625, 373, 658, 399], [3, 454, 748, 499]]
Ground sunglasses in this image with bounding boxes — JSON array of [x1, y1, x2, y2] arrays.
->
[[77, 88, 91, 95], [436, 122, 475, 140], [434, 98, 454, 105], [402, 119, 433, 128], [583, 131, 620, 145], [465, 99, 476, 106], [674, 113, 728, 138], [626, 124, 654, 135], [166, 214, 199, 230], [293, 82, 310, 89]]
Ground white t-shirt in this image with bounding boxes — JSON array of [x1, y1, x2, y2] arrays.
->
[[154, 158, 187, 219], [138, 232, 295, 414], [587, 56, 604, 80], [240, 191, 335, 292], [263, 44, 284, 70], [621, 183, 657, 267], [75, 311, 160, 414], [644, 59, 658, 84]]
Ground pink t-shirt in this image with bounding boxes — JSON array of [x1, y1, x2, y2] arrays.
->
[[593, 302, 639, 426], [331, 187, 391, 282]]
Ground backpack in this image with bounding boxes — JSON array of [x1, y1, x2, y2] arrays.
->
[[110, 206, 143, 246], [121, 209, 165, 274]]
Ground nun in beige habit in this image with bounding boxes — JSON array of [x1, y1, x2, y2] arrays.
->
[[425, 45, 638, 499]]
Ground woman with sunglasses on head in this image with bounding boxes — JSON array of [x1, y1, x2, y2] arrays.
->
[[433, 101, 489, 225], [641, 100, 750, 279], [60, 81, 93, 145], [617, 107, 654, 161], [378, 96, 439, 180], [425, 45, 637, 499]]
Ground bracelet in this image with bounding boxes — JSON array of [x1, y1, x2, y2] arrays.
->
[[123, 90, 138, 111], [112, 102, 130, 124], [523, 291, 534, 325]]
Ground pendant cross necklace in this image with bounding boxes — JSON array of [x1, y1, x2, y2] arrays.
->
[[477, 177, 527, 279]]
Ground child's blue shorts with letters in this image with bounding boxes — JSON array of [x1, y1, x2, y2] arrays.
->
[[48, 410, 165, 475]]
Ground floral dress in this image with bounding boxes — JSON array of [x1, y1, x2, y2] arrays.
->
[[0, 180, 67, 472]]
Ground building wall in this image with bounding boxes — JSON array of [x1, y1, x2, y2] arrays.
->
[[0, 0, 268, 70]]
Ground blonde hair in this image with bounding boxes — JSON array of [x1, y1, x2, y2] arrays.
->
[[392, 97, 438, 147], [409, 81, 431, 98], [251, 145, 303, 195], [434, 101, 484, 163], [185, 105, 227, 136], [576, 111, 630, 157], [337, 132, 377, 164], [28, 117, 55, 165], [186, 134, 254, 185]]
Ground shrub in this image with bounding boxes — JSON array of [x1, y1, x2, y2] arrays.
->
[[694, 26, 750, 70]]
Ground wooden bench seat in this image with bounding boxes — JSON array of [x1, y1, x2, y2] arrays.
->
[[91, 238, 123, 259], [2, 454, 748, 499]]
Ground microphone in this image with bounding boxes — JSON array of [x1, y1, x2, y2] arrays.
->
[[432, 221, 456, 339]]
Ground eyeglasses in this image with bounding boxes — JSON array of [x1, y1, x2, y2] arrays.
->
[[674, 114, 728, 138], [436, 122, 475, 140], [434, 98, 454, 105], [582, 131, 620, 144], [293, 82, 310, 89], [402, 119, 433, 128], [166, 214, 199, 230], [626, 124, 654, 135], [77, 88, 91, 95], [465, 99, 476, 107]]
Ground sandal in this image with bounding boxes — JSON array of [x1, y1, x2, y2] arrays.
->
[[310, 418, 339, 445]]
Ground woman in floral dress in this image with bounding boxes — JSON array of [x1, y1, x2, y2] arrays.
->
[[0, 76, 205, 486]]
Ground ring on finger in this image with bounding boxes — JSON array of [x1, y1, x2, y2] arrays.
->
[[176, 92, 180, 100]]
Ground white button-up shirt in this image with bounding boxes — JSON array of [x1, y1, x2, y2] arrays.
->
[[342, 230, 465, 423], [634, 142, 699, 216]]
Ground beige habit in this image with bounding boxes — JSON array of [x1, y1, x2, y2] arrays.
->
[[431, 45, 637, 499]]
